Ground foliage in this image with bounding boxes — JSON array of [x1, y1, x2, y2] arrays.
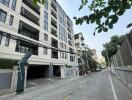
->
[[74, 0, 132, 35], [101, 35, 125, 64], [81, 48, 97, 71], [0, 59, 18, 69]]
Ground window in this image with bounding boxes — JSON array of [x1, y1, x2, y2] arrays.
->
[[0, 10, 7, 23], [44, 33, 48, 41], [75, 43, 80, 48], [44, 11, 48, 31], [43, 47, 48, 55], [44, 0, 48, 10], [0, 32, 2, 44], [62, 52, 64, 58], [9, 15, 13, 26], [11, 0, 16, 11], [65, 53, 67, 59], [0, 32, 10, 47], [5, 34, 10, 46], [60, 52, 61, 57], [0, 0, 10, 7]]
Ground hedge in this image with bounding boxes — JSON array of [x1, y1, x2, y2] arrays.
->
[[0, 59, 18, 69]]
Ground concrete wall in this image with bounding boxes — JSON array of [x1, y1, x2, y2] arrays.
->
[[112, 67, 132, 91], [0, 70, 12, 90]]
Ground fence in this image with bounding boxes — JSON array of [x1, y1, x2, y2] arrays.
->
[[111, 30, 132, 90]]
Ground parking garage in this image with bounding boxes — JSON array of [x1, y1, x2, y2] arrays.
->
[[27, 65, 49, 80], [27, 65, 61, 80]]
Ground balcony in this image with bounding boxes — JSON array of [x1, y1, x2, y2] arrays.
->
[[51, 9, 57, 19], [67, 26, 71, 33], [51, 1, 57, 12], [68, 40, 73, 46], [22, 0, 40, 15], [51, 38, 58, 48], [51, 28, 57, 37], [68, 33, 72, 40], [51, 18, 57, 29], [51, 49, 58, 59], [21, 7, 40, 26], [69, 48, 74, 53], [18, 21, 39, 41], [15, 40, 38, 55], [67, 20, 71, 27]]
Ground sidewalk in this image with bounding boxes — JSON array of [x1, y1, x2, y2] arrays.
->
[[0, 75, 80, 100], [111, 73, 132, 100]]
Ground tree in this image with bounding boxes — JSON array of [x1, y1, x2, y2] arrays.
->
[[81, 48, 97, 72], [101, 35, 125, 64], [33, 0, 132, 35]]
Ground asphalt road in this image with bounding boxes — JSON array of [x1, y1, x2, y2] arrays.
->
[[0, 69, 132, 100]]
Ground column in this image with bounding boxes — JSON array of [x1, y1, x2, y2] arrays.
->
[[48, 63, 53, 78], [10, 66, 18, 92], [61, 66, 66, 79], [10, 65, 28, 92]]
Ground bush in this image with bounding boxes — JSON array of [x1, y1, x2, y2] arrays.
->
[[0, 59, 18, 69]]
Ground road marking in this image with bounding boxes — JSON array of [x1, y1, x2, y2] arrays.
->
[[109, 74, 118, 100]]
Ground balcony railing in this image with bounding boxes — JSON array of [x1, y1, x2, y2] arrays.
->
[[68, 33, 72, 40], [51, 50, 58, 59], [51, 3, 57, 12], [51, 32, 57, 37], [51, 22, 57, 29], [18, 27, 39, 41], [22, 0, 40, 15], [15, 40, 38, 55], [69, 40, 73, 46], [67, 27, 71, 33], [21, 11, 39, 26], [51, 11, 57, 19]]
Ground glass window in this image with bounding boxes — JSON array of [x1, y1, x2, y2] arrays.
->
[[44, 0, 48, 10], [0, 10, 7, 23], [44, 11, 48, 31], [0, 32, 2, 44], [1, 33, 10, 46], [62, 53, 64, 58], [9, 15, 14, 26], [0, 0, 10, 7], [11, 0, 16, 11], [44, 33, 48, 41], [43, 47, 48, 55], [5, 34, 10, 46]]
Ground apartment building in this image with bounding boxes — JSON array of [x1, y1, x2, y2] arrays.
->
[[0, 0, 78, 84], [74, 33, 85, 65]]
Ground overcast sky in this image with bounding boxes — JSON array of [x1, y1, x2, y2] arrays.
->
[[56, 0, 132, 59]]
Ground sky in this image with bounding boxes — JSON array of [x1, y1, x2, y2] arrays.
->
[[56, 0, 132, 59]]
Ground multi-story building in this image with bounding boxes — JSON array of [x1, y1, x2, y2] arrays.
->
[[74, 33, 85, 65], [0, 0, 78, 85]]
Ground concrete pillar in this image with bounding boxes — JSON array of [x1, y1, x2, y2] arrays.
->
[[10, 66, 18, 92], [10, 65, 28, 92], [24, 66, 28, 88], [48, 64, 53, 78], [61, 66, 66, 79]]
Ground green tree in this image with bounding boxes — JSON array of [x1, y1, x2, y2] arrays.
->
[[101, 35, 125, 64], [33, 0, 132, 35], [82, 48, 97, 71]]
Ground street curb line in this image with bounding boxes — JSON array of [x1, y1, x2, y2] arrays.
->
[[109, 73, 118, 100]]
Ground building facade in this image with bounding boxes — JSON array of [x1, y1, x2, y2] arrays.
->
[[0, 0, 78, 87]]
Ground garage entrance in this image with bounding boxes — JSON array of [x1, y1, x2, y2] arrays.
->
[[53, 65, 61, 77], [27, 65, 49, 80]]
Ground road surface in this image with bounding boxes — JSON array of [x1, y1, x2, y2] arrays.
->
[[0, 69, 132, 100]]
